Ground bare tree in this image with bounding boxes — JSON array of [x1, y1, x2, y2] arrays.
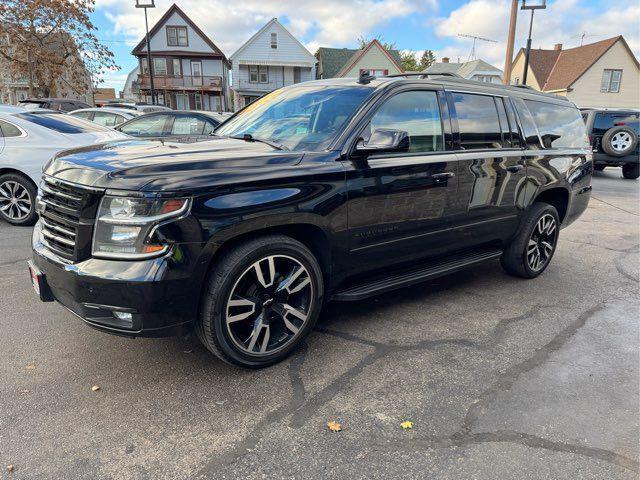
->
[[0, 0, 117, 97]]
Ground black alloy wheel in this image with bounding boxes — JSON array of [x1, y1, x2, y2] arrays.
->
[[197, 235, 323, 368]]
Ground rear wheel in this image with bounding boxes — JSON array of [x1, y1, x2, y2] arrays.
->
[[622, 164, 639, 179], [197, 235, 324, 368], [501, 203, 560, 279], [0, 173, 38, 226]]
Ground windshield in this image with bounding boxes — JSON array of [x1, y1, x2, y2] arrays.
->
[[216, 85, 374, 151], [14, 113, 113, 134]]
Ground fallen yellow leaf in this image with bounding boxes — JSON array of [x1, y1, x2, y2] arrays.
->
[[327, 421, 342, 432], [7, 464, 14, 472], [400, 421, 413, 429], [91, 385, 101, 392]]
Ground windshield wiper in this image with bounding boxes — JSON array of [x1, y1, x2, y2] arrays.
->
[[229, 134, 288, 151]]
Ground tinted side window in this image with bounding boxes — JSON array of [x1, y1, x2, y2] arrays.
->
[[512, 97, 540, 149], [367, 90, 443, 153], [119, 115, 169, 136], [524, 100, 588, 149], [15, 113, 109, 133], [0, 120, 23, 137], [452, 93, 502, 149]]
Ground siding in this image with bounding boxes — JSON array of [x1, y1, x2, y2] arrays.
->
[[568, 41, 640, 108], [342, 46, 402, 77], [510, 53, 543, 89], [146, 12, 211, 52]]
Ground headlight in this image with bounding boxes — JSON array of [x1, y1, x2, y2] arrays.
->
[[92, 196, 190, 259]]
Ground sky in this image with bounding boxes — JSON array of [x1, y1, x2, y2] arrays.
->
[[91, 0, 640, 92]]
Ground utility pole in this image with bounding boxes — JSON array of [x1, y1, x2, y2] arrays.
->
[[521, 1, 546, 86], [503, 0, 518, 84], [136, 0, 156, 104]]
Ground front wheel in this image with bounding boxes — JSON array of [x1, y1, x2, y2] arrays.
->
[[197, 235, 324, 368], [622, 163, 639, 179], [501, 203, 560, 279]]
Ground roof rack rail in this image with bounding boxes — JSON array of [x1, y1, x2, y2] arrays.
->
[[383, 72, 462, 79]]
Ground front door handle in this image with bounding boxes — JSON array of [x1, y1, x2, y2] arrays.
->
[[506, 165, 524, 173], [432, 172, 455, 181]]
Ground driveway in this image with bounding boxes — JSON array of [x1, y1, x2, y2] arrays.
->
[[0, 169, 638, 479]]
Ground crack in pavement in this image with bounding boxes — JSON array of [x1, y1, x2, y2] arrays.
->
[[614, 244, 640, 284]]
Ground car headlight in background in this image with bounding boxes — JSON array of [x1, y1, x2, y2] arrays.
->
[[92, 196, 191, 259]]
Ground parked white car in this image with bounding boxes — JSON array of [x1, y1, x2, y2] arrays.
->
[[0, 105, 127, 226], [69, 107, 143, 128]]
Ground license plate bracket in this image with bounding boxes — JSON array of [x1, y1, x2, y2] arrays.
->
[[27, 261, 54, 302]]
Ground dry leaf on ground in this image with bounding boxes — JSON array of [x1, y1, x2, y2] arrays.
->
[[25, 363, 36, 371], [91, 385, 101, 392], [7, 464, 14, 472], [327, 421, 342, 432], [400, 421, 413, 429]]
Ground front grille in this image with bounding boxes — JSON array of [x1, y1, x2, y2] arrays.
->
[[39, 177, 103, 261]]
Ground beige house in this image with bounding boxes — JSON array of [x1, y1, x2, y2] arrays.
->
[[316, 40, 404, 79], [510, 36, 639, 108]]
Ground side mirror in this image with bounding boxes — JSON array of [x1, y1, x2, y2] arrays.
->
[[356, 129, 410, 154]]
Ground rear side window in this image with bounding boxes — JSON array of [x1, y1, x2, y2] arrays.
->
[[524, 100, 588, 149], [71, 111, 93, 120], [14, 113, 110, 133], [0, 120, 24, 137], [512, 97, 541, 148], [593, 113, 639, 135], [92, 111, 119, 128], [119, 114, 169, 136], [171, 116, 207, 135], [452, 93, 502, 149]]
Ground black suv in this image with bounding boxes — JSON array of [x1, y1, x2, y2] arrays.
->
[[581, 108, 639, 179], [29, 75, 593, 368]]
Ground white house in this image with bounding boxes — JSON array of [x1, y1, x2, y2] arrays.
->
[[230, 18, 316, 111], [131, 4, 231, 111], [425, 58, 503, 83]]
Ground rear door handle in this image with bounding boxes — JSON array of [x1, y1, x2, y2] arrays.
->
[[506, 165, 524, 173], [432, 172, 455, 181]]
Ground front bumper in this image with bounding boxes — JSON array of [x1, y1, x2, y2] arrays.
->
[[31, 221, 203, 337]]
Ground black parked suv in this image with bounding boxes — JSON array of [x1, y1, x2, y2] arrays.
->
[[19, 98, 91, 113], [581, 108, 639, 179], [29, 75, 593, 368]]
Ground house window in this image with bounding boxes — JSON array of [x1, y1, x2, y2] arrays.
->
[[173, 59, 181, 76], [194, 93, 203, 110], [259, 65, 268, 83], [167, 26, 188, 47], [271, 33, 277, 49], [293, 67, 301, 84], [141, 58, 149, 75], [249, 65, 268, 83], [249, 65, 258, 83], [153, 58, 167, 75], [601, 69, 622, 93]]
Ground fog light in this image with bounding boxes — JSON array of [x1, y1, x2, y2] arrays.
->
[[113, 311, 133, 323]]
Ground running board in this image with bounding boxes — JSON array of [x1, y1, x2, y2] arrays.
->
[[331, 248, 503, 302]]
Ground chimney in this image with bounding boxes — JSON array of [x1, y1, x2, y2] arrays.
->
[[442, 57, 450, 63], [554, 43, 562, 51]]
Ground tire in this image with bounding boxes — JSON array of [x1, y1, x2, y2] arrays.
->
[[197, 234, 324, 368], [593, 164, 606, 171], [0, 173, 38, 226], [501, 202, 560, 279], [601, 126, 638, 157], [622, 163, 639, 179]]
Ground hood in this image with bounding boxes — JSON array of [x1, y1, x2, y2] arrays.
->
[[44, 137, 305, 191]]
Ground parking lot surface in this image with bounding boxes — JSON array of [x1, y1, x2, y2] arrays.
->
[[0, 169, 638, 480]]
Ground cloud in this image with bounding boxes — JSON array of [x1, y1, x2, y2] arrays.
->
[[434, 0, 640, 68]]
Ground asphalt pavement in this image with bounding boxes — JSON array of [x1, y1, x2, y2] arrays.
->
[[0, 168, 638, 480]]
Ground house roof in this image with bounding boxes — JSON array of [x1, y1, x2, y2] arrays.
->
[[131, 3, 229, 66], [515, 36, 638, 91], [229, 18, 315, 63], [317, 40, 404, 78], [425, 59, 502, 79]]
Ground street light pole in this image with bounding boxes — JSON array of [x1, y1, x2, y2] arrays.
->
[[136, 0, 156, 104], [521, 0, 546, 86]]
